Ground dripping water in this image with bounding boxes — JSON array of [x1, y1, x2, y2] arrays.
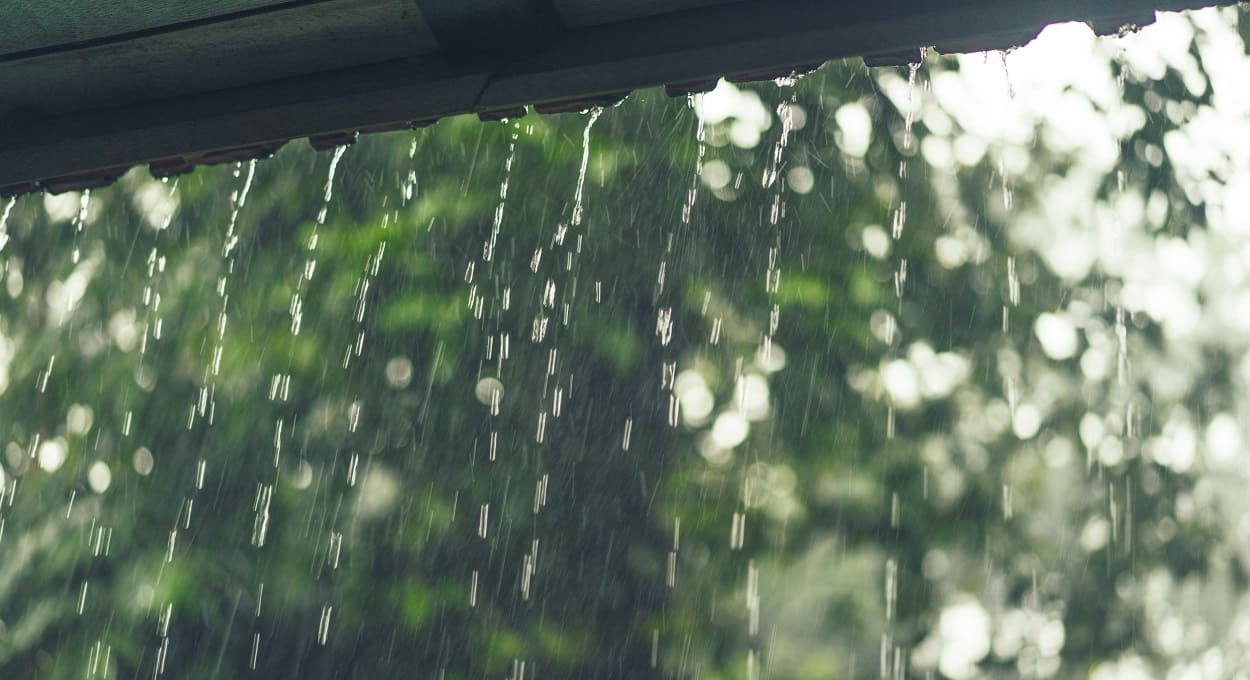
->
[[70, 189, 91, 264], [571, 108, 603, 228], [0, 196, 15, 252]]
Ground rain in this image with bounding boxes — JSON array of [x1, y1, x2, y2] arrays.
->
[[2, 6, 1250, 680]]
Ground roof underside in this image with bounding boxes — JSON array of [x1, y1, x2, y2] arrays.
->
[[0, 0, 1233, 194]]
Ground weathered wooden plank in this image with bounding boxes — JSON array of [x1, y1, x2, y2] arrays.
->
[[0, 0, 296, 57], [0, 0, 439, 120]]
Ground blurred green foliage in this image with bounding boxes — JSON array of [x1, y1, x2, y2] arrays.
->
[[0, 12, 1246, 678]]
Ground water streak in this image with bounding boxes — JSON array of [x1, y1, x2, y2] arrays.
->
[[70, 189, 91, 264], [0, 196, 14, 251], [570, 108, 603, 227]]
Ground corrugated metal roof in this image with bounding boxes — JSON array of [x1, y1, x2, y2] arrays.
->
[[0, 0, 1233, 195]]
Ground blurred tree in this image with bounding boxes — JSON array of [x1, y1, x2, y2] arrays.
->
[[0, 7, 1247, 679]]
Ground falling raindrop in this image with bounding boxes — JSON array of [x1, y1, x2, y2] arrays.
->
[[0, 196, 14, 251], [571, 108, 603, 228]]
